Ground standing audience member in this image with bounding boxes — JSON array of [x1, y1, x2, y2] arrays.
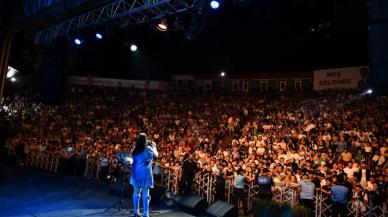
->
[[331, 175, 350, 217], [299, 173, 316, 216], [256, 168, 274, 200], [179, 154, 199, 195], [233, 168, 248, 215], [214, 170, 226, 201]]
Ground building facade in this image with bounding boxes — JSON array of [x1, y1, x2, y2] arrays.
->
[[170, 72, 313, 92]]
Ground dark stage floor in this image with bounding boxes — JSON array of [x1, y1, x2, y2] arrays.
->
[[0, 164, 194, 217]]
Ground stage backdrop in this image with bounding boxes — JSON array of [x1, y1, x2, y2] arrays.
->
[[313, 66, 369, 91]]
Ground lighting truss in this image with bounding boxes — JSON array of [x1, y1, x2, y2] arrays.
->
[[35, 0, 198, 45]]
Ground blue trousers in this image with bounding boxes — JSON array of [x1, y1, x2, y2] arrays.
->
[[132, 185, 151, 217]]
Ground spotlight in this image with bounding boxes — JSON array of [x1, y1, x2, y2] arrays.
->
[[126, 156, 133, 165], [116, 152, 132, 164], [162, 191, 181, 207], [366, 89, 373, 94], [157, 19, 168, 32], [7, 66, 18, 78], [130, 44, 138, 52], [210, 0, 220, 9], [95, 33, 103, 39], [10, 77, 16, 82], [74, 38, 82, 45], [220, 71, 226, 77]]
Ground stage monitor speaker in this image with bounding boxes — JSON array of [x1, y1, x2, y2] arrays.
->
[[178, 194, 208, 215], [205, 200, 238, 217]]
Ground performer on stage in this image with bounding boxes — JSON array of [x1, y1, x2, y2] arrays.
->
[[130, 133, 158, 217]]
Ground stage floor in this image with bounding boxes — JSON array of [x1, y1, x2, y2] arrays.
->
[[0, 165, 194, 217]]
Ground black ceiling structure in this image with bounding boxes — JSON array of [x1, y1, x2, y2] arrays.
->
[[33, 0, 199, 46], [0, 0, 370, 81]]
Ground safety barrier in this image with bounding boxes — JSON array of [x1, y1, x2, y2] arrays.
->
[[25, 152, 127, 181], [24, 153, 387, 216], [158, 169, 387, 216], [194, 173, 213, 203], [25, 151, 60, 172], [315, 192, 387, 217], [160, 166, 179, 194], [225, 178, 234, 204], [84, 157, 99, 180]]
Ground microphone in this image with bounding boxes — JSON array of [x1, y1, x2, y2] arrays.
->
[[148, 141, 158, 159]]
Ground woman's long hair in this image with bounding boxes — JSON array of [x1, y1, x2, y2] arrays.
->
[[132, 133, 147, 156]]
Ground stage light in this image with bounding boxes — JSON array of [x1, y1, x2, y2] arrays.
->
[[130, 44, 138, 52], [10, 77, 17, 82], [74, 38, 82, 45], [7, 66, 18, 78], [366, 89, 373, 94], [157, 19, 168, 32], [162, 191, 181, 207], [220, 71, 226, 77], [116, 151, 132, 164], [210, 0, 220, 9], [95, 33, 103, 39], [126, 156, 133, 165]]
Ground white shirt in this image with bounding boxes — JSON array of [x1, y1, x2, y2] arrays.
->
[[344, 167, 355, 179], [256, 147, 266, 155]]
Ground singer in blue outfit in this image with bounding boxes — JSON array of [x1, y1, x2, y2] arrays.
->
[[130, 133, 158, 217]]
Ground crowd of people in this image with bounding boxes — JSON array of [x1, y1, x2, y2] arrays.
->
[[1, 85, 387, 216]]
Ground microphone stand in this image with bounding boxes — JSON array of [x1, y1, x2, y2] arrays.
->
[[86, 161, 127, 216], [104, 161, 126, 212]]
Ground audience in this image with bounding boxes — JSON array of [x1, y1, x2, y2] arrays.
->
[[1, 85, 387, 211]]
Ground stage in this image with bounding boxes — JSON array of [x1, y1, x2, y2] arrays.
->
[[0, 165, 194, 217]]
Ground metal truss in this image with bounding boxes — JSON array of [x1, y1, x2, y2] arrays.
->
[[35, 0, 198, 45]]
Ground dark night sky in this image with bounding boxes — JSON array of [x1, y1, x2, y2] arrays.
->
[[7, 0, 368, 80]]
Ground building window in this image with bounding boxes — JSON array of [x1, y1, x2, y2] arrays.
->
[[178, 80, 188, 89], [204, 80, 212, 90], [243, 80, 249, 91], [280, 79, 286, 91], [232, 80, 239, 91], [295, 79, 302, 91], [260, 80, 268, 91]]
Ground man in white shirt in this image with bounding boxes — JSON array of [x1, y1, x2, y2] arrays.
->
[[356, 162, 370, 188], [343, 162, 356, 180], [372, 151, 385, 166], [256, 143, 266, 156]]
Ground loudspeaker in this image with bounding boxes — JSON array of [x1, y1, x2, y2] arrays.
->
[[149, 185, 166, 205], [179, 194, 208, 215], [205, 200, 238, 217]]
